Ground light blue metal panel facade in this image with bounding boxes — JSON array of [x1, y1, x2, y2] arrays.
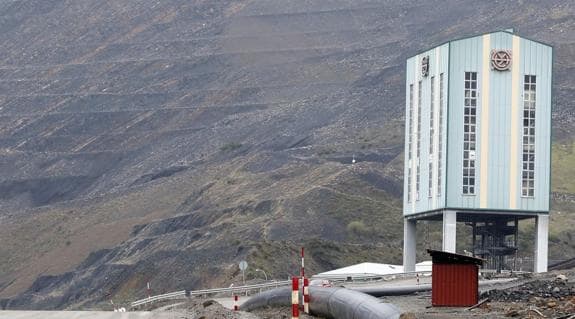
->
[[518, 38, 552, 211], [445, 35, 484, 209], [403, 31, 552, 216], [486, 32, 513, 209], [404, 57, 414, 214], [403, 44, 449, 216]]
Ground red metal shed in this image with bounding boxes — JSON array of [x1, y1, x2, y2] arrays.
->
[[427, 249, 483, 307]]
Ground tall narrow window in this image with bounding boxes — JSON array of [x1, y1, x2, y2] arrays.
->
[[522, 75, 536, 197], [407, 84, 414, 202], [408, 84, 414, 161], [463, 72, 477, 195], [416, 165, 421, 201], [430, 76, 435, 155], [438, 73, 444, 196], [417, 81, 422, 159], [429, 76, 435, 197], [407, 168, 412, 203], [428, 162, 433, 197], [416, 81, 422, 200]]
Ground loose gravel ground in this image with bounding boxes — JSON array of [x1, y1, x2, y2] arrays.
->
[[150, 270, 575, 318], [154, 300, 317, 319], [399, 270, 575, 318]]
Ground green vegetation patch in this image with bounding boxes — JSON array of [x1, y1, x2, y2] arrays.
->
[[220, 142, 243, 152], [552, 142, 575, 194]]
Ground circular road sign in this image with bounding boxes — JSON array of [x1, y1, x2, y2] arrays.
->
[[239, 260, 248, 271]]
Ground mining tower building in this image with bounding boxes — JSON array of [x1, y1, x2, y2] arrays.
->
[[403, 30, 552, 273]]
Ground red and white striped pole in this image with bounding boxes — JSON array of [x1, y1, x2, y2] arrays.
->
[[303, 277, 310, 314], [300, 247, 309, 313], [291, 276, 299, 319], [300, 247, 305, 278], [233, 294, 239, 311]]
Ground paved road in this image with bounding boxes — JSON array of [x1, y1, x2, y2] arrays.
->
[[213, 296, 248, 309], [343, 274, 433, 288], [0, 297, 249, 319], [0, 311, 178, 319]]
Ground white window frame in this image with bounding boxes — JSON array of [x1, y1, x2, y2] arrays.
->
[[462, 72, 477, 195], [521, 75, 536, 197]]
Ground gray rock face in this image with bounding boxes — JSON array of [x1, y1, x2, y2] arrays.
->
[[0, 0, 574, 310]]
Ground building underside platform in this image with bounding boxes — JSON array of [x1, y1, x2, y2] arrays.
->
[[404, 209, 543, 222], [403, 209, 549, 274]]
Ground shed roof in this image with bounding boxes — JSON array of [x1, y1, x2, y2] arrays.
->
[[427, 249, 484, 266]]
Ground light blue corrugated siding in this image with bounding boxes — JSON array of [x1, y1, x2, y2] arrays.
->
[[518, 38, 552, 211], [418, 51, 429, 214], [446, 36, 483, 209], [487, 32, 513, 209], [403, 31, 551, 216], [404, 57, 415, 214], [404, 44, 449, 216], [439, 44, 450, 210]]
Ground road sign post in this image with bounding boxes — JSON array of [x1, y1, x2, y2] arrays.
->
[[239, 260, 248, 285]]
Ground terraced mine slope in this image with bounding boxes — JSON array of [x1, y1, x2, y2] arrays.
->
[[0, 0, 574, 310]]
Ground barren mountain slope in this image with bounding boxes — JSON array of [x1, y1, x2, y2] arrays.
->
[[0, 0, 574, 309]]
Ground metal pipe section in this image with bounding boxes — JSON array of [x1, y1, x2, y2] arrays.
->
[[240, 286, 292, 311], [352, 284, 431, 297], [241, 286, 402, 319], [309, 287, 400, 319]]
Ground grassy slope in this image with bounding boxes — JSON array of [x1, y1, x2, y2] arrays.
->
[[552, 141, 575, 194]]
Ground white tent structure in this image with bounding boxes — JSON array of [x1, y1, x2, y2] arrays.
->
[[315, 261, 431, 278]]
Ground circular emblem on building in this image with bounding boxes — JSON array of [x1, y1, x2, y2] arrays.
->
[[490, 50, 512, 71], [421, 56, 429, 77]]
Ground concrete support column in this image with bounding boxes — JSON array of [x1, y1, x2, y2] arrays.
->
[[534, 214, 549, 273], [403, 219, 417, 272], [442, 211, 457, 253]]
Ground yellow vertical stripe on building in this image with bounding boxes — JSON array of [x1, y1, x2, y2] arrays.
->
[[480, 34, 490, 208], [509, 36, 521, 208]]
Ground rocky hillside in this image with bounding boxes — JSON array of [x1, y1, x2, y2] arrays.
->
[[0, 0, 574, 310]]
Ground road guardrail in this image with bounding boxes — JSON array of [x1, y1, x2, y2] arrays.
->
[[311, 270, 432, 283], [131, 280, 290, 308]]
